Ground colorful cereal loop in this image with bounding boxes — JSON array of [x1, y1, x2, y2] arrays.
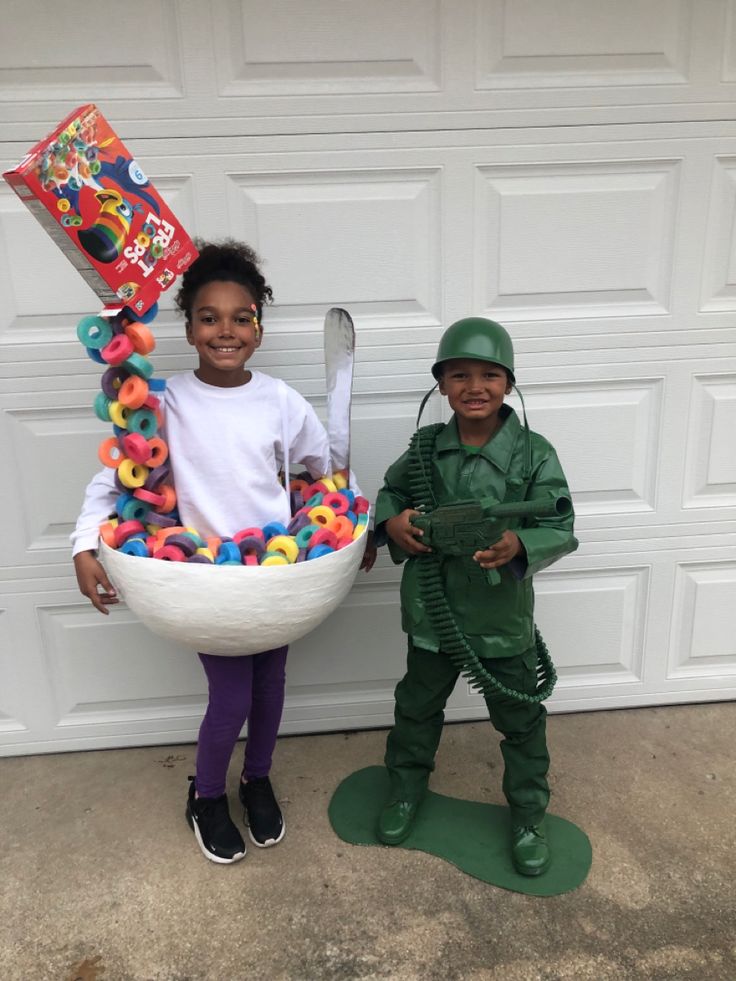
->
[[98, 436, 124, 468], [266, 535, 299, 563], [118, 459, 149, 489]]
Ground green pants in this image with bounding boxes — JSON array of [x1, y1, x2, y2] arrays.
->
[[385, 640, 550, 826]]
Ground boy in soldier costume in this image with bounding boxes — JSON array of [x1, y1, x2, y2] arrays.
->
[[374, 317, 577, 875]]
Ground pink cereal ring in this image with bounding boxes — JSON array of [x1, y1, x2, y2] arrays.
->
[[133, 487, 166, 508], [310, 527, 338, 549], [233, 527, 265, 545], [353, 496, 370, 515], [114, 520, 146, 548], [322, 491, 348, 515], [121, 432, 151, 465], [100, 334, 134, 366], [243, 554, 259, 566], [153, 544, 187, 562]]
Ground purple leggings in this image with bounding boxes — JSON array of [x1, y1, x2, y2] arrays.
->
[[195, 646, 288, 798]]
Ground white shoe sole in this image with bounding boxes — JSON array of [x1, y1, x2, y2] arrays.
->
[[245, 813, 286, 849], [187, 809, 246, 864]]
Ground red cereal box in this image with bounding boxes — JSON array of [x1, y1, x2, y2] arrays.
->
[[3, 104, 198, 316]]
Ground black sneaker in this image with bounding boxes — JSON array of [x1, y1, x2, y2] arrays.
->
[[239, 776, 286, 848], [185, 777, 246, 864]]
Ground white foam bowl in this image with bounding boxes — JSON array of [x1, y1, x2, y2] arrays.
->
[[100, 526, 367, 655]]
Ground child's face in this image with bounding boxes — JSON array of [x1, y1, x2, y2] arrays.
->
[[438, 358, 512, 425], [186, 280, 261, 386]]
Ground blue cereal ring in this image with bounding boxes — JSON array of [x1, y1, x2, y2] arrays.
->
[[215, 541, 241, 564], [148, 377, 167, 393], [86, 346, 107, 364], [262, 521, 288, 542], [307, 544, 335, 560], [120, 537, 149, 557]]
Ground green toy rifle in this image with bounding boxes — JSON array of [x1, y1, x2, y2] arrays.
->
[[411, 495, 572, 586]]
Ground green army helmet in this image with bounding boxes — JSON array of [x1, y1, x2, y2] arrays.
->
[[431, 317, 515, 382]]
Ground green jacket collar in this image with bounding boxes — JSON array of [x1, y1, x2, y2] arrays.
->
[[435, 405, 521, 474]]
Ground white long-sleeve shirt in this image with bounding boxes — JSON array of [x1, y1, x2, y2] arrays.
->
[[72, 370, 351, 556]]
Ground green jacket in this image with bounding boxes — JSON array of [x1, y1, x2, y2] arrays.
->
[[374, 406, 578, 659]]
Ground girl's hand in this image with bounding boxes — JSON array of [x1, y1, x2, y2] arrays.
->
[[360, 531, 377, 572], [473, 530, 523, 570], [385, 509, 432, 556], [73, 550, 119, 615]]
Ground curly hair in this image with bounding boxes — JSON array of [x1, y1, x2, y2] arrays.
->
[[175, 239, 274, 323]]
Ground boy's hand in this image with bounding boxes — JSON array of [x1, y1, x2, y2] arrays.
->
[[385, 510, 432, 555], [473, 530, 523, 570], [360, 531, 377, 572], [73, 550, 119, 615]]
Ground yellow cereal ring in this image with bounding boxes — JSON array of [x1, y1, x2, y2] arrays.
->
[[308, 505, 336, 527], [261, 553, 289, 566], [266, 535, 299, 563]]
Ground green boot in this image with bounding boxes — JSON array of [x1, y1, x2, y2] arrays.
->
[[511, 822, 550, 876], [377, 800, 420, 845]]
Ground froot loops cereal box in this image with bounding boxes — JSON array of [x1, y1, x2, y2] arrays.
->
[[3, 103, 198, 317]]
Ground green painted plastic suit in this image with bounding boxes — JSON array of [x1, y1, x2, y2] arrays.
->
[[374, 405, 578, 660]]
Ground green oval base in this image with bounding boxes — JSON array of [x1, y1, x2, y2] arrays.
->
[[328, 766, 592, 897]]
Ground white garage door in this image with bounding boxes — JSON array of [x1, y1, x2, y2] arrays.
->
[[1, 1, 735, 755]]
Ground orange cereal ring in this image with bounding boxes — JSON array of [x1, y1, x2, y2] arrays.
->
[[118, 375, 149, 409], [331, 515, 354, 539], [155, 484, 177, 513], [125, 321, 155, 356], [98, 436, 124, 468], [144, 437, 169, 467], [206, 536, 222, 555], [99, 521, 118, 548]]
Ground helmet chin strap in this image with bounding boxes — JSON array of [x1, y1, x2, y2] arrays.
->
[[512, 382, 532, 482], [416, 382, 438, 428], [415, 379, 532, 482]]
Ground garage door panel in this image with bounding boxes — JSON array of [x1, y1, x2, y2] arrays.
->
[[0, 607, 27, 735], [5, 405, 103, 560], [214, 0, 443, 96], [700, 155, 736, 313], [682, 373, 736, 509], [668, 560, 736, 680], [224, 167, 442, 327], [37, 605, 206, 728], [474, 159, 680, 321], [0, 0, 186, 104], [535, 565, 649, 687], [514, 378, 663, 516], [475, 0, 692, 88]]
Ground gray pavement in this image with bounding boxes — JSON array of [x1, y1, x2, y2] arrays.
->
[[1, 702, 734, 981]]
